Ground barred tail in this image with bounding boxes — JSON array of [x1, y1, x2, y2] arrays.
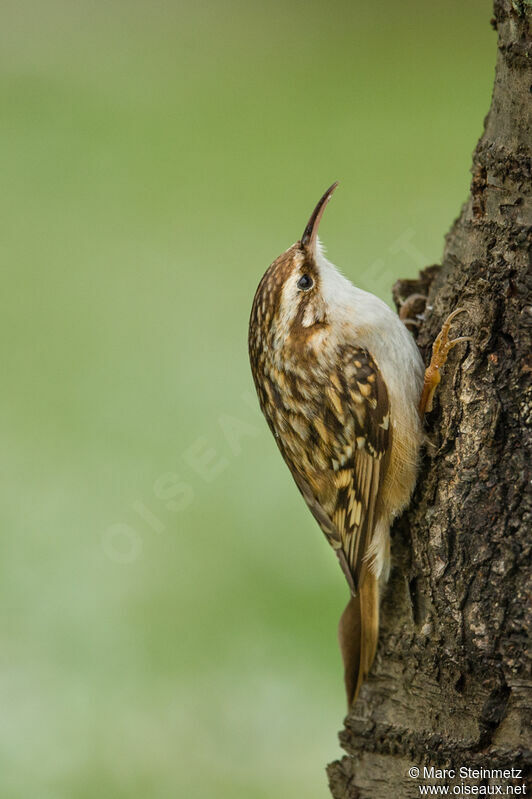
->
[[338, 571, 380, 707]]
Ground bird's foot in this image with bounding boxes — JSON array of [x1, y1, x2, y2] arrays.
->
[[398, 292, 428, 334], [419, 308, 472, 416]]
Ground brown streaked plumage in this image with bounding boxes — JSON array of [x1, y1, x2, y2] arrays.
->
[[248, 183, 469, 706]]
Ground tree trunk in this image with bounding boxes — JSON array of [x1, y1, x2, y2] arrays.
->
[[327, 2, 531, 796]]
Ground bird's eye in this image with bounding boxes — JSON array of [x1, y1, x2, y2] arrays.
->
[[297, 274, 314, 291]]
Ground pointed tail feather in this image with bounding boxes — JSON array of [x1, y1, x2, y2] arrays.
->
[[338, 572, 379, 707]]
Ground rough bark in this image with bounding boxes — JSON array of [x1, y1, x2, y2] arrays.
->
[[327, 2, 531, 796]]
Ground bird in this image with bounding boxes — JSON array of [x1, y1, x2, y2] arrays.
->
[[248, 182, 469, 706]]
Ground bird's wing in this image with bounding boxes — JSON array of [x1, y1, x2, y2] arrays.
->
[[306, 345, 391, 595], [259, 344, 391, 595]]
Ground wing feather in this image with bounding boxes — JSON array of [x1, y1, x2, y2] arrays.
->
[[263, 344, 391, 596], [328, 347, 391, 593]]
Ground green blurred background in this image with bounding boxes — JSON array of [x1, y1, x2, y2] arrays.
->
[[1, 2, 494, 797]]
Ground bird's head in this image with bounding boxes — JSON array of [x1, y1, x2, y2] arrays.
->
[[249, 182, 352, 362]]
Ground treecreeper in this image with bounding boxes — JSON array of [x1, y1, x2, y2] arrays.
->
[[248, 183, 470, 706]]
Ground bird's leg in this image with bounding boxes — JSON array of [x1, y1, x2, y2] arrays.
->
[[419, 308, 472, 417]]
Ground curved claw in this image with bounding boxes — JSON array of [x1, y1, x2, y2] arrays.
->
[[447, 335, 473, 349], [444, 306, 467, 323], [432, 308, 471, 361]]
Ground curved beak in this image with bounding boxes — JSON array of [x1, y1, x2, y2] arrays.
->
[[301, 181, 339, 255]]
